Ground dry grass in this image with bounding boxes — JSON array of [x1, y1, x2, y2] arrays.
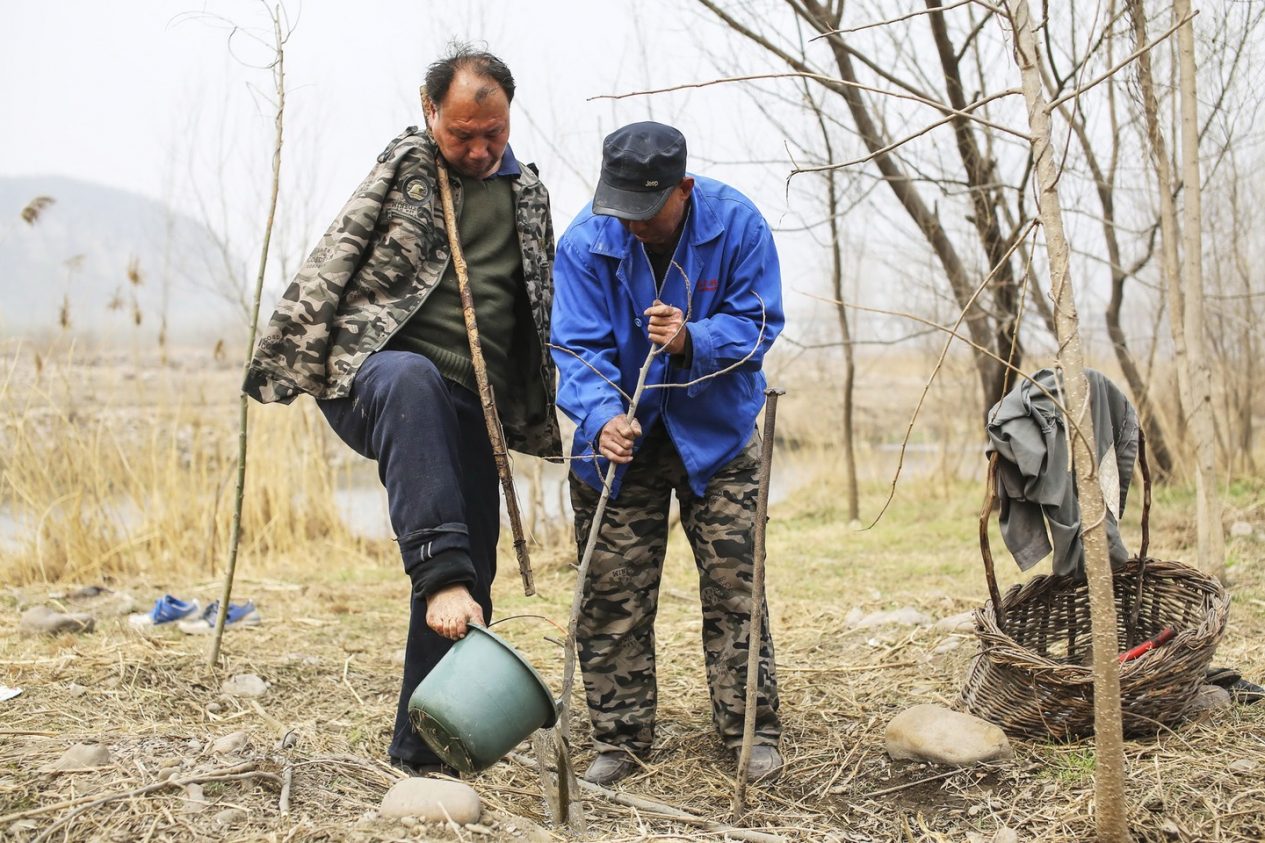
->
[[2, 342, 1264, 841]]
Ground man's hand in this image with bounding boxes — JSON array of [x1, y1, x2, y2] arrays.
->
[[425, 583, 484, 640], [599, 414, 642, 464], [645, 301, 687, 355]]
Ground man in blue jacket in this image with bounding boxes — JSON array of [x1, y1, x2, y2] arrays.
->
[[551, 121, 785, 786]]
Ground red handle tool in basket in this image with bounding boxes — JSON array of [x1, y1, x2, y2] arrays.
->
[[1118, 626, 1174, 663]]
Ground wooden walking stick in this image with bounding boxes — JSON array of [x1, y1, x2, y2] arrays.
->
[[733, 387, 784, 819], [434, 160, 535, 596]]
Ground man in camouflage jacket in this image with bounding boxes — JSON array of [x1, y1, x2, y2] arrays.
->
[[244, 46, 559, 776]]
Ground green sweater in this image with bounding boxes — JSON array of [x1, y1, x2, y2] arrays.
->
[[388, 173, 523, 403]]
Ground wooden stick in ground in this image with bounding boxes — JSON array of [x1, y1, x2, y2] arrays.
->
[[434, 159, 535, 596], [209, 7, 287, 668], [733, 387, 784, 819], [559, 340, 663, 737], [544, 337, 666, 827]]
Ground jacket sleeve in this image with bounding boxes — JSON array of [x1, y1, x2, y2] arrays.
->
[[242, 153, 397, 403], [684, 213, 785, 397], [550, 235, 627, 455]]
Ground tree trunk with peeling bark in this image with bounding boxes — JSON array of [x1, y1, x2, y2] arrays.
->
[[1007, 2, 1129, 839]]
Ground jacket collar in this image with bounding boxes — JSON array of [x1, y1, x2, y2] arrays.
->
[[588, 175, 724, 259]]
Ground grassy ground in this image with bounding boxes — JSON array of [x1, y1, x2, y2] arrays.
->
[[2, 343, 1263, 840], [2, 462, 1263, 841]]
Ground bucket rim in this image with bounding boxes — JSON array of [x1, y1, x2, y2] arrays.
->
[[466, 623, 559, 728]]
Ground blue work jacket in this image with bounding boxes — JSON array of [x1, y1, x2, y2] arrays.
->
[[551, 174, 784, 498]]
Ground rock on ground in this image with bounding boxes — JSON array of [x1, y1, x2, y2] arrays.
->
[[1229, 521, 1254, 538], [20, 605, 95, 635], [934, 610, 977, 633], [182, 783, 208, 814], [222, 674, 268, 698], [846, 606, 933, 629], [210, 730, 248, 755], [213, 808, 247, 827], [42, 742, 111, 772], [886, 704, 1013, 766], [1184, 684, 1232, 717], [380, 777, 482, 825]]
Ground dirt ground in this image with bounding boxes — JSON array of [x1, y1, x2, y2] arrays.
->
[[3, 468, 1263, 842]]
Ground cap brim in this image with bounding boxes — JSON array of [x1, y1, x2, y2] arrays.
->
[[591, 181, 674, 221]]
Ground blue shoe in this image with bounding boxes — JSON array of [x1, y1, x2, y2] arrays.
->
[[128, 595, 200, 629], [178, 600, 261, 635]]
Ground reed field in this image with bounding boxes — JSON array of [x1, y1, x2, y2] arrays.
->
[[2, 340, 1263, 841]]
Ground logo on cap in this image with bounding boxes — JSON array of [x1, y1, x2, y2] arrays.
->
[[645, 180, 659, 188]]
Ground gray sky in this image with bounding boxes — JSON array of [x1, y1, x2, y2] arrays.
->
[[2, 2, 846, 330]]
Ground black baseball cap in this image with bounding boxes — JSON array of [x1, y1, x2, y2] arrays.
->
[[592, 121, 687, 221]]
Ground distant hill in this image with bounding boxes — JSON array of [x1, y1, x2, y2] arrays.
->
[[0, 176, 243, 344]]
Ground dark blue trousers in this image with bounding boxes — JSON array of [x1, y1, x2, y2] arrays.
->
[[318, 350, 499, 767]]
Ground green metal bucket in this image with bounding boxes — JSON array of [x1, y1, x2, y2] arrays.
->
[[407, 624, 558, 774]]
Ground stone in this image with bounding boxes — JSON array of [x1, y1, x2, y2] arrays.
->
[[933, 636, 963, 654], [214, 808, 247, 827], [65, 683, 88, 698], [993, 827, 1019, 843], [1184, 684, 1232, 717], [210, 730, 248, 755], [848, 606, 933, 629], [885, 705, 1013, 766], [1229, 521, 1254, 538], [935, 611, 977, 633], [183, 783, 208, 813], [157, 764, 182, 781], [206, 701, 223, 714], [1228, 758, 1259, 775], [20, 605, 95, 635], [222, 674, 268, 698], [380, 777, 482, 825], [97, 592, 137, 617], [42, 742, 111, 772]]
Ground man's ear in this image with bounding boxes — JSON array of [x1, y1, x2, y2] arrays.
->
[[420, 87, 437, 129], [679, 176, 695, 198]]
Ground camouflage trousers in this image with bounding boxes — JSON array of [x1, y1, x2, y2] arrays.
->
[[570, 424, 781, 755]]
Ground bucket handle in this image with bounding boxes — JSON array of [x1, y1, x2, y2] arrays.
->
[[979, 425, 1152, 634], [487, 613, 568, 638]]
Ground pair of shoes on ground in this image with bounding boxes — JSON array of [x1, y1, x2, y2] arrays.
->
[[128, 595, 201, 629], [1206, 666, 1265, 704], [582, 745, 783, 786], [390, 757, 460, 778], [178, 601, 261, 634], [127, 595, 260, 634]]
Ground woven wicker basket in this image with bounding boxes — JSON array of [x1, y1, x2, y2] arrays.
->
[[961, 432, 1229, 740]]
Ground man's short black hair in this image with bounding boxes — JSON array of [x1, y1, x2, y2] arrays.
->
[[424, 42, 516, 107]]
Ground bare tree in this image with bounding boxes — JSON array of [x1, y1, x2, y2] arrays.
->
[[209, 2, 291, 667], [695, 0, 1033, 411], [1127, 0, 1225, 579], [1008, 5, 1129, 838], [1173, 0, 1226, 580]]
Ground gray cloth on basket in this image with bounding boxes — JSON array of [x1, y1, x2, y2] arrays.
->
[[985, 368, 1139, 578]]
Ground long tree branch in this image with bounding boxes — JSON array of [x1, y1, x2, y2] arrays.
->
[[592, 72, 1027, 140]]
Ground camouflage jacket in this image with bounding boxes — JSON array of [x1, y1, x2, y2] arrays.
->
[[243, 127, 561, 459]]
